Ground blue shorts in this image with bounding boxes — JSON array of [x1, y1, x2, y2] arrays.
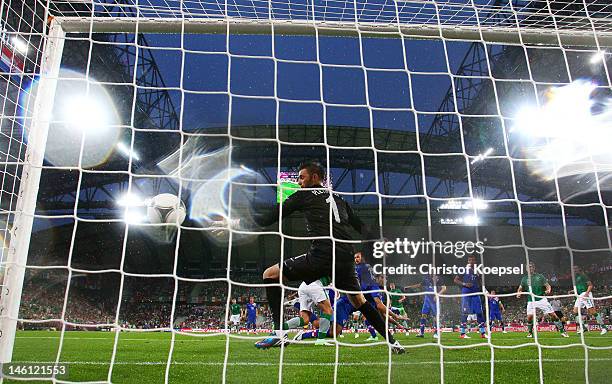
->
[[335, 296, 356, 327], [247, 317, 256, 325], [489, 311, 502, 321], [461, 295, 483, 315], [421, 295, 437, 315]]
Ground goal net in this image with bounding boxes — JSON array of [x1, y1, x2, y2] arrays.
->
[[0, 0, 611, 383]]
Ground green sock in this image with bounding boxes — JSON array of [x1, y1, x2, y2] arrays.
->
[[318, 313, 332, 339], [283, 317, 305, 330], [595, 313, 604, 325], [554, 321, 565, 333], [528, 323, 533, 334]]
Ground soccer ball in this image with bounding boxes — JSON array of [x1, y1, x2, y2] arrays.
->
[[147, 193, 186, 225]]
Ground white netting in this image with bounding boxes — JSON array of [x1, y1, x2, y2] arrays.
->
[[0, 0, 611, 383]]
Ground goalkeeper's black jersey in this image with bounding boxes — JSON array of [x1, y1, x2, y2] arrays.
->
[[253, 186, 366, 261]]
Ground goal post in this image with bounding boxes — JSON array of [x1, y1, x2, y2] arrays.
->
[[56, 16, 612, 47], [0, 19, 65, 363]]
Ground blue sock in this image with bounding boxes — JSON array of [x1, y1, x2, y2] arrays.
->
[[368, 325, 377, 338], [460, 323, 467, 335], [479, 322, 485, 335], [302, 330, 317, 339], [420, 318, 426, 335]]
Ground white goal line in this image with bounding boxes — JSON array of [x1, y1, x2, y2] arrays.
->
[[54, 17, 612, 47], [11, 358, 612, 367]]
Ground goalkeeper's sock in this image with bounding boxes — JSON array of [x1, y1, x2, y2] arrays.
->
[[264, 278, 282, 331], [358, 302, 396, 344], [501, 322, 505, 332], [283, 316, 305, 330], [318, 314, 332, 339], [528, 322, 533, 335], [419, 318, 426, 336]]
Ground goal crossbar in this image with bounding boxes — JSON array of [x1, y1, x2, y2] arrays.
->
[[55, 17, 612, 47]]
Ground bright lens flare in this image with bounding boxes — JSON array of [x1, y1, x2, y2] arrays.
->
[[11, 37, 29, 55], [590, 51, 606, 64], [512, 80, 612, 179], [22, 69, 121, 168], [63, 96, 110, 131]]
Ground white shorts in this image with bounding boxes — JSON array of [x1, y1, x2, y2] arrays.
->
[[298, 280, 328, 313], [574, 292, 595, 310], [230, 314, 241, 325], [466, 314, 477, 322], [526, 298, 554, 315]]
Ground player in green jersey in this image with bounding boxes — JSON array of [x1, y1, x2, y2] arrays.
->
[[229, 298, 242, 333], [516, 261, 568, 338], [571, 265, 608, 335], [387, 282, 409, 329]]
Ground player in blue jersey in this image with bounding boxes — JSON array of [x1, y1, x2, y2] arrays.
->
[[297, 292, 401, 341], [454, 255, 487, 339], [297, 254, 407, 342], [487, 290, 507, 334], [406, 274, 446, 338], [245, 296, 258, 333], [272, 278, 334, 346], [354, 252, 407, 340]]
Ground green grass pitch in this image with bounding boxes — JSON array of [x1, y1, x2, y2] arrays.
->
[[3, 330, 611, 383]]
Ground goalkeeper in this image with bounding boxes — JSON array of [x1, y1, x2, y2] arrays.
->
[[213, 161, 404, 354]]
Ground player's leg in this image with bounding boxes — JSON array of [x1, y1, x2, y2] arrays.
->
[[460, 296, 470, 338], [283, 283, 314, 331], [476, 312, 487, 338], [230, 315, 240, 333], [472, 297, 487, 338], [418, 296, 432, 338], [314, 298, 334, 345], [363, 319, 378, 341], [284, 310, 311, 330], [372, 295, 401, 336], [498, 313, 507, 333], [398, 306, 409, 330], [347, 293, 402, 348], [586, 296, 608, 334], [417, 314, 427, 338], [301, 296, 348, 341], [352, 313, 361, 338], [256, 257, 306, 348], [526, 301, 535, 337], [488, 311, 495, 333], [573, 295, 589, 333], [261, 262, 285, 332], [336, 261, 403, 352], [430, 297, 441, 339], [538, 298, 569, 337], [259, 254, 317, 341]]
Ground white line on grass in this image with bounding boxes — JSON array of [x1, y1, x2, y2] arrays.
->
[[12, 358, 612, 367], [15, 335, 612, 341]]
